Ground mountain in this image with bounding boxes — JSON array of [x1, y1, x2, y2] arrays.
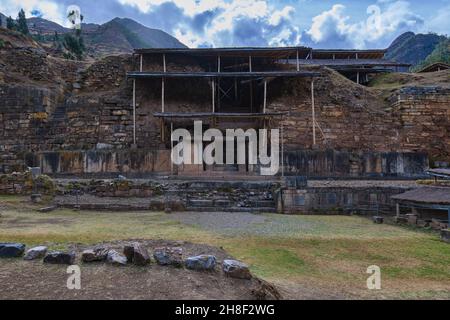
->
[[83, 18, 187, 56], [0, 13, 186, 57], [386, 32, 448, 68]]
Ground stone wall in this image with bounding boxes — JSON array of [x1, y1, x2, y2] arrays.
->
[[283, 149, 428, 178], [1, 45, 449, 176], [389, 87, 450, 163], [0, 171, 55, 195], [280, 186, 409, 214], [267, 79, 450, 164], [32, 149, 171, 175]]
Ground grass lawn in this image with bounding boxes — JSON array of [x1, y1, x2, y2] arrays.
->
[[0, 196, 449, 299]]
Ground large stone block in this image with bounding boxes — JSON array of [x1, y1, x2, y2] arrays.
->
[[185, 255, 216, 271], [0, 243, 26, 258]]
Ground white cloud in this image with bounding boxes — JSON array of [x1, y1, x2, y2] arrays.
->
[[119, 0, 301, 47], [306, 1, 424, 48], [424, 5, 450, 35], [0, 0, 66, 26]]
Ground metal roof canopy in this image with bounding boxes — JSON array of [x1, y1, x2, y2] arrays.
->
[[391, 187, 450, 206], [154, 112, 286, 118], [134, 47, 311, 59], [128, 71, 320, 79], [311, 49, 386, 59], [296, 59, 410, 67], [417, 62, 450, 73], [427, 168, 450, 179]]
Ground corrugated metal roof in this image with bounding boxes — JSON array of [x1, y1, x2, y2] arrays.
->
[[127, 71, 320, 78], [134, 47, 311, 58], [391, 187, 450, 205]]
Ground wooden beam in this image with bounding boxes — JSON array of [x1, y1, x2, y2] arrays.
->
[[161, 78, 165, 112], [281, 123, 284, 177], [263, 80, 267, 113], [171, 122, 174, 175], [212, 79, 215, 113], [163, 54, 166, 72]]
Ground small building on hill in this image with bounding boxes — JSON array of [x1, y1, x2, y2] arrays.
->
[[417, 62, 450, 73]]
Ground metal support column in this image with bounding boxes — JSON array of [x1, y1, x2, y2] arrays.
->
[[311, 80, 316, 146], [163, 54, 166, 72], [132, 79, 136, 145], [263, 80, 267, 113], [212, 79, 215, 113], [171, 122, 174, 175], [281, 123, 284, 177]]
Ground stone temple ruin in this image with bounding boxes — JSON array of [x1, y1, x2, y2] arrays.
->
[[0, 42, 449, 226]]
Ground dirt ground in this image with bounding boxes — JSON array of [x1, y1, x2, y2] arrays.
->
[[0, 240, 279, 300]]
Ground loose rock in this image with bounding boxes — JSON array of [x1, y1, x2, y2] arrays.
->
[[153, 247, 183, 267], [0, 243, 26, 258], [81, 246, 109, 262], [441, 229, 450, 243], [223, 259, 252, 279], [106, 250, 127, 266], [24, 246, 48, 260], [185, 255, 216, 271], [372, 216, 384, 224], [123, 243, 150, 266], [44, 251, 76, 265]]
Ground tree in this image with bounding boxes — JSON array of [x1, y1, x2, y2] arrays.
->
[[17, 9, 29, 35], [63, 10, 85, 60], [6, 16, 16, 30], [63, 33, 85, 60], [412, 37, 450, 72]]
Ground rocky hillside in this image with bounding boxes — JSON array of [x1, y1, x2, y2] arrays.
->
[[0, 12, 6, 28], [386, 32, 448, 68], [1, 13, 186, 58]]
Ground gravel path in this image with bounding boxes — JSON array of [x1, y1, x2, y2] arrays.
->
[[167, 211, 316, 237], [307, 180, 418, 188]]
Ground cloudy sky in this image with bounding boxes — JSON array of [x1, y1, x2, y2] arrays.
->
[[1, 0, 449, 48]]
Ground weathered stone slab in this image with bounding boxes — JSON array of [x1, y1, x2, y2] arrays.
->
[[223, 260, 252, 279], [123, 243, 150, 266], [44, 251, 76, 265], [441, 229, 450, 243], [24, 246, 47, 260], [38, 206, 57, 213], [153, 247, 183, 267], [0, 243, 26, 258], [185, 255, 216, 271], [372, 216, 384, 224], [81, 246, 109, 262], [106, 250, 127, 266]]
